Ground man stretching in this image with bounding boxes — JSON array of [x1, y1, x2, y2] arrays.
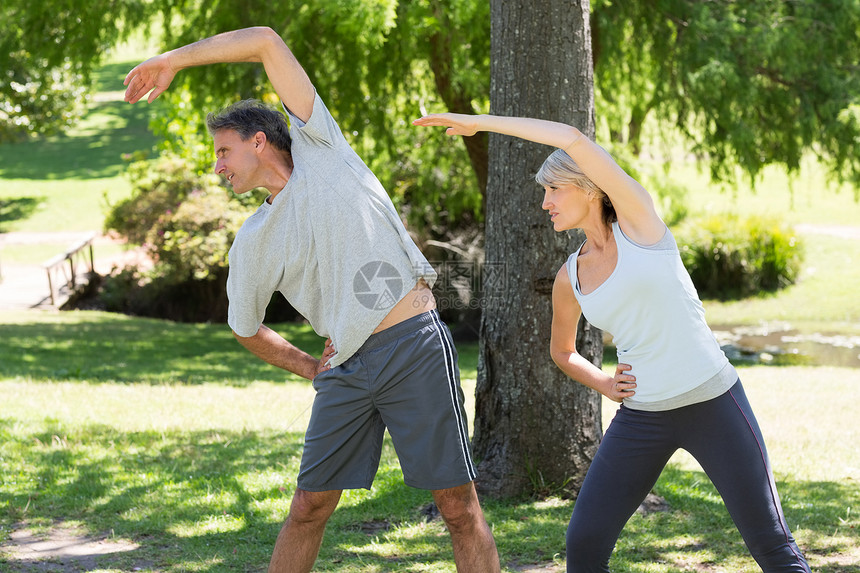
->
[[124, 25, 499, 573]]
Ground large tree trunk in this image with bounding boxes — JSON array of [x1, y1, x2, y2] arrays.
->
[[472, 0, 603, 499]]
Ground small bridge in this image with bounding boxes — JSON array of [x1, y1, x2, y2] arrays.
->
[[0, 231, 102, 310], [42, 232, 96, 306]]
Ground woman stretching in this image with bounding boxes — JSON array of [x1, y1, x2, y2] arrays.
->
[[413, 112, 810, 573]]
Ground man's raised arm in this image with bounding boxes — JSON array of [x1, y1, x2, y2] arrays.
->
[[123, 26, 315, 122]]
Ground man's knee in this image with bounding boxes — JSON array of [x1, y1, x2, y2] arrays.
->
[[433, 483, 483, 531], [288, 488, 341, 525]]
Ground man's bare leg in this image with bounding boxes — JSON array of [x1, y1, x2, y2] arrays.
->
[[268, 488, 342, 573], [433, 482, 500, 573]]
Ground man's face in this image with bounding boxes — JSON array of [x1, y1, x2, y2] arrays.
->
[[213, 129, 260, 194]]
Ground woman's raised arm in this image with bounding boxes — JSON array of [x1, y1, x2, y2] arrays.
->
[[413, 113, 665, 244]]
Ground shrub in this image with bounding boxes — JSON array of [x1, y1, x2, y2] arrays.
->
[[147, 188, 249, 282], [675, 215, 803, 300], [101, 153, 257, 322], [106, 155, 220, 242], [105, 153, 253, 281]]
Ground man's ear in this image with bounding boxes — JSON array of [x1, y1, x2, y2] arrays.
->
[[254, 131, 267, 150]]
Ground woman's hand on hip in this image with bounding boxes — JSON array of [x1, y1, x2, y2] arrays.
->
[[607, 363, 636, 402]]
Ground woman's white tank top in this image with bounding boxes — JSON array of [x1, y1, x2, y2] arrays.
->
[[566, 222, 730, 406]]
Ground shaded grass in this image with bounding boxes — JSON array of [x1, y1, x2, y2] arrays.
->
[[0, 197, 40, 230], [0, 310, 324, 385], [600, 366, 860, 483], [0, 100, 159, 182]]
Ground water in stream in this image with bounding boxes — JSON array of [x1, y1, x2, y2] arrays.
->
[[711, 322, 860, 368]]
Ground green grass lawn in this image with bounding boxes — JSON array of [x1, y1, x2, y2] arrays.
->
[[0, 97, 161, 234], [0, 311, 857, 572], [0, 242, 128, 265], [703, 233, 860, 331]]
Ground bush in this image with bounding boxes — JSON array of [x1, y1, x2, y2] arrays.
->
[[105, 153, 254, 281], [101, 154, 257, 322], [106, 155, 224, 244], [676, 215, 803, 300], [0, 54, 86, 142], [148, 188, 249, 281]]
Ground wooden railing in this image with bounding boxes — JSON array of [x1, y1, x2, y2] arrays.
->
[[42, 232, 96, 306]]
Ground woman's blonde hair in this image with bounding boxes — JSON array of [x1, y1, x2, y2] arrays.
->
[[535, 148, 617, 225]]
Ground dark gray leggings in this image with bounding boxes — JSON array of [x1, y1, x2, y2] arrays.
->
[[567, 380, 810, 572]]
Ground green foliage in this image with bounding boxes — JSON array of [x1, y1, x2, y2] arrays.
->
[[111, 154, 248, 282], [612, 145, 690, 227], [105, 154, 211, 245], [592, 0, 860, 187], [147, 0, 859, 236], [676, 215, 803, 300], [649, 177, 690, 228], [5, 0, 858, 230], [0, 0, 156, 141], [386, 120, 484, 232], [0, 55, 87, 142], [102, 153, 254, 321], [153, 187, 248, 280], [106, 154, 251, 280], [147, 89, 219, 172]]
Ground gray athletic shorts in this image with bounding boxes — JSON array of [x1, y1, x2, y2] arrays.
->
[[297, 310, 478, 492]]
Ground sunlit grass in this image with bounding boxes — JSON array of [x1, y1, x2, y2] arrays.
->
[[0, 241, 127, 265], [2, 380, 317, 434], [601, 365, 860, 482], [1, 311, 858, 572], [0, 309, 325, 385], [672, 155, 860, 228]]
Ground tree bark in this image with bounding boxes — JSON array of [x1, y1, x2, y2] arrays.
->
[[473, 0, 603, 499]]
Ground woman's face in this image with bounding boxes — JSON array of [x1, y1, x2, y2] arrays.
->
[[542, 183, 589, 231]]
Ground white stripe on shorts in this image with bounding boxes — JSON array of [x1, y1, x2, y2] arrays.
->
[[430, 310, 477, 481]]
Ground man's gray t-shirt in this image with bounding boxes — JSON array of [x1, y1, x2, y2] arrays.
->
[[226, 93, 437, 367]]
